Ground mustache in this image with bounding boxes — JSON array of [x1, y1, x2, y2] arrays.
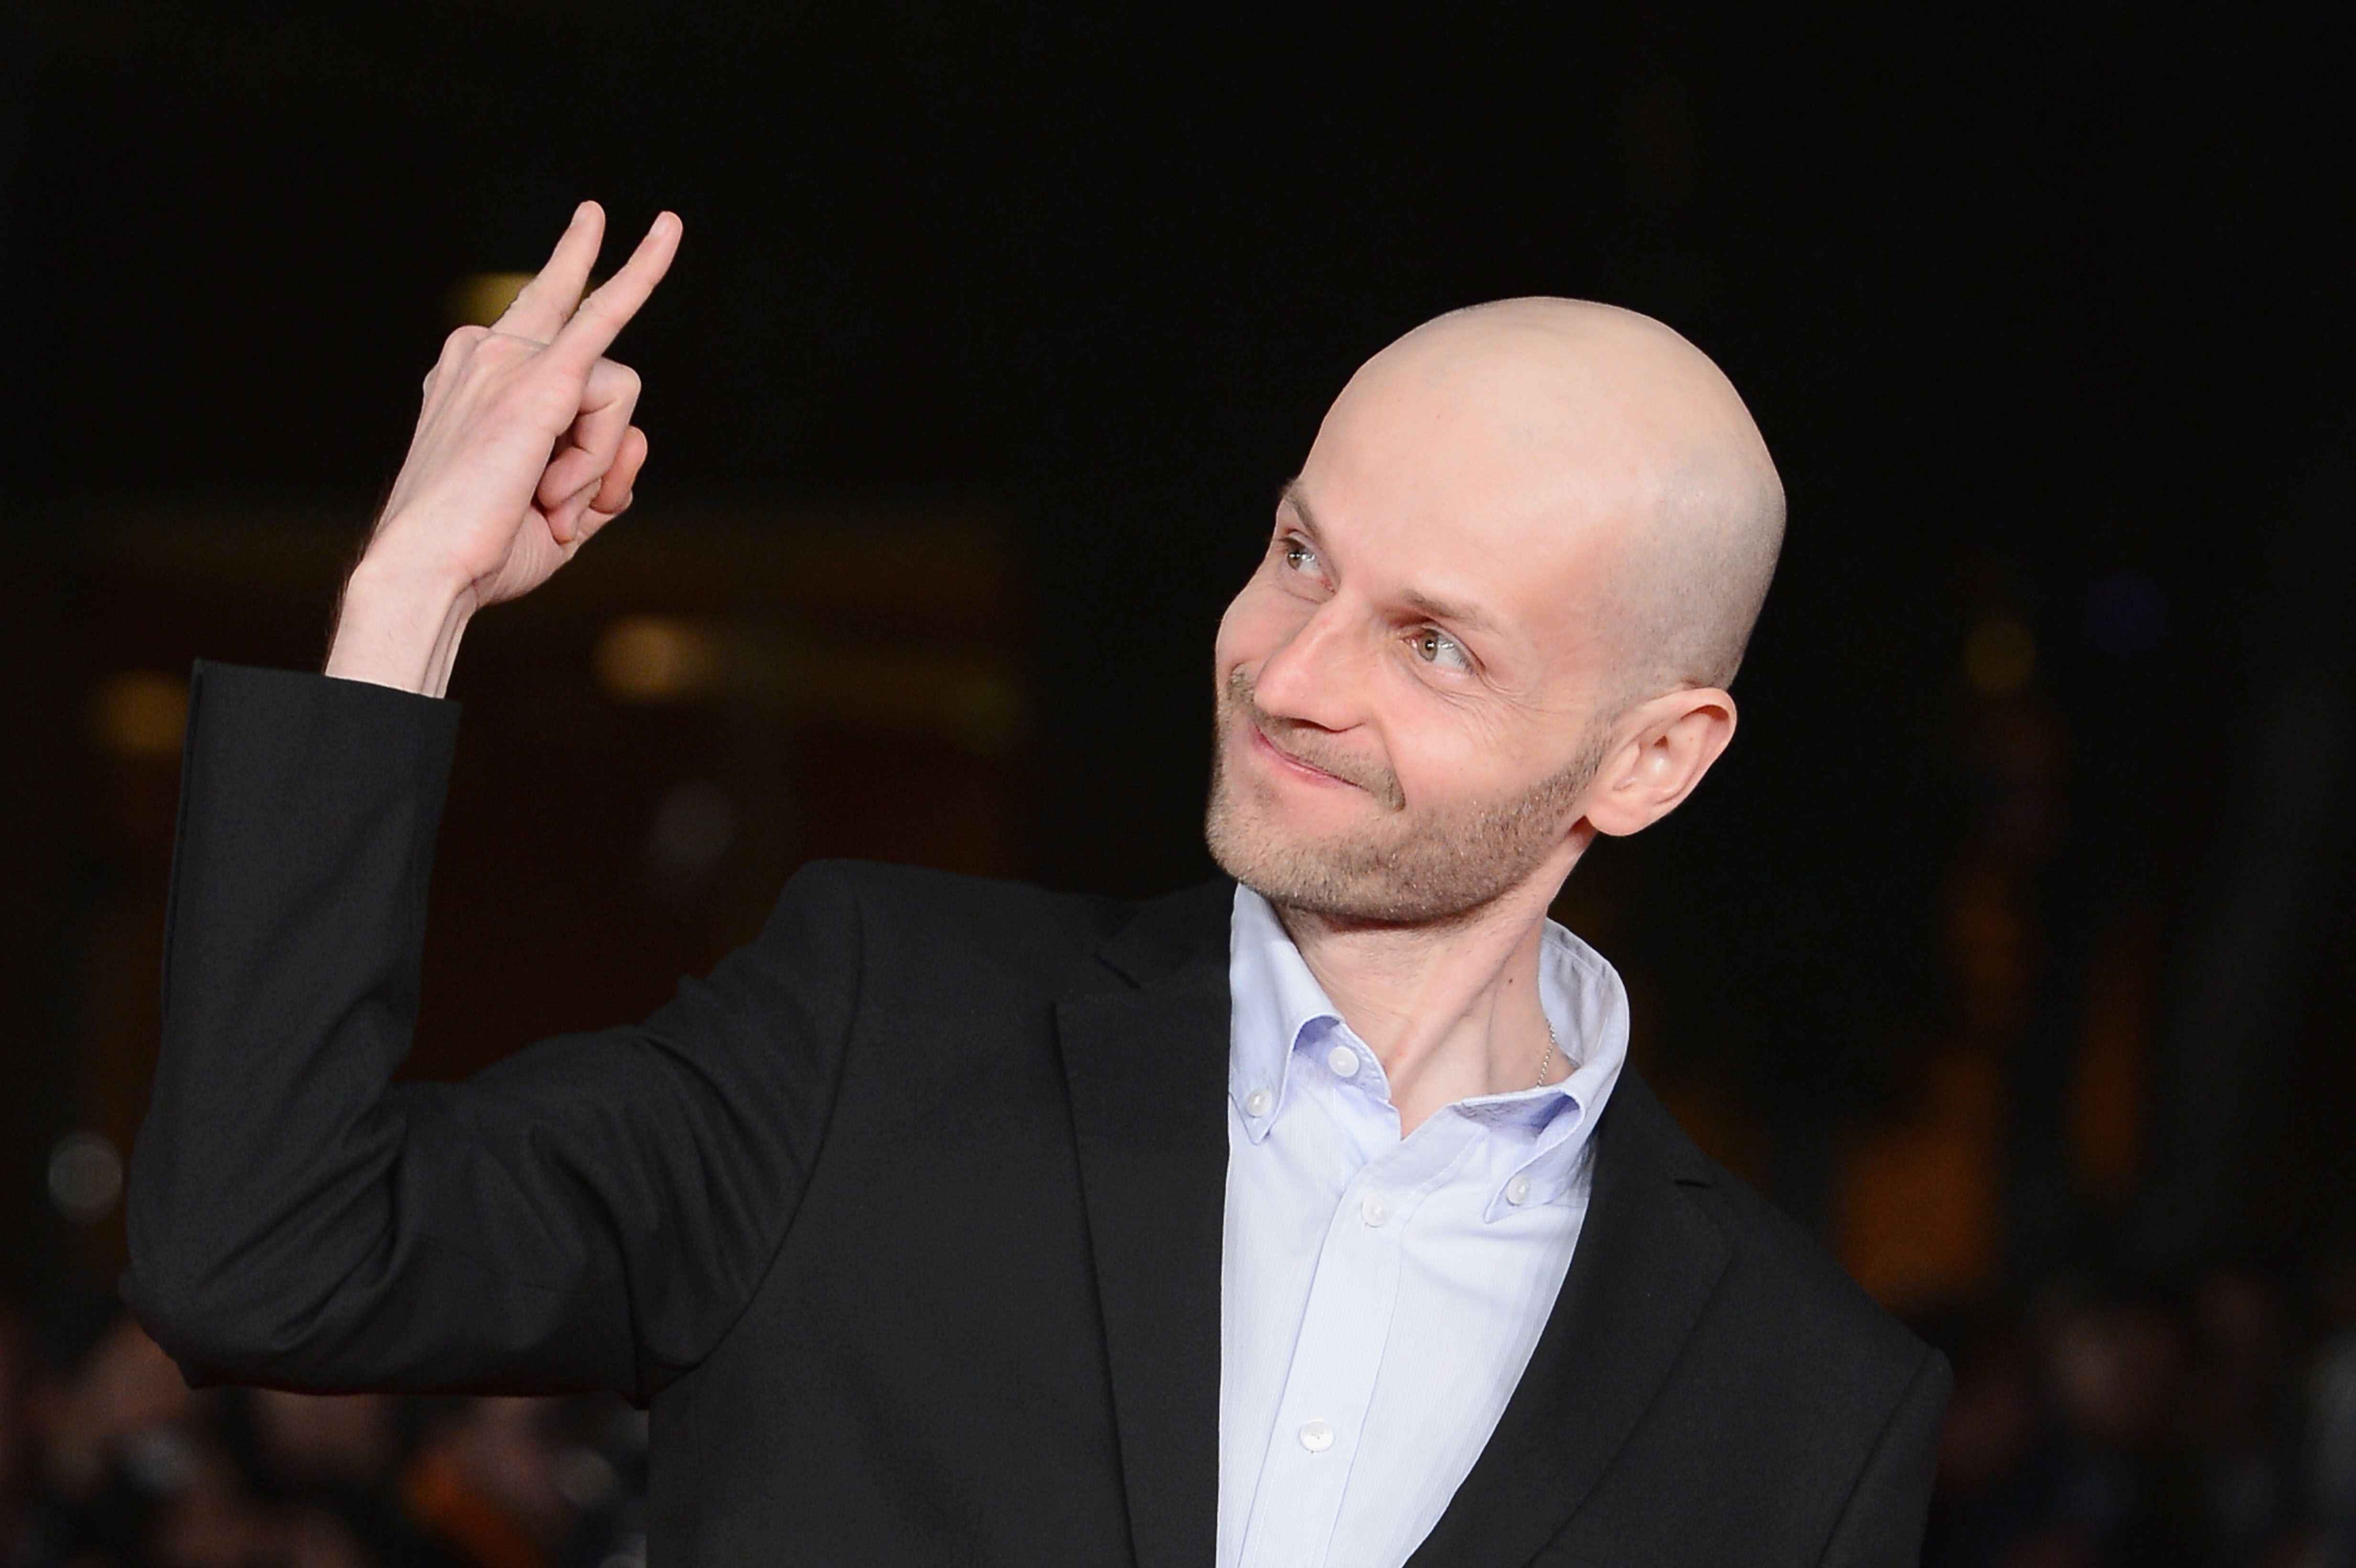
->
[[1221, 668, 1407, 810]]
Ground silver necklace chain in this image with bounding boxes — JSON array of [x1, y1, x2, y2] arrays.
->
[[1534, 1019, 1560, 1090]]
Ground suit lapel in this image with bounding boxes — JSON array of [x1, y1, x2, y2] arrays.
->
[[1405, 1072, 1733, 1568], [1056, 882, 1235, 1568], [1056, 883, 1731, 1568]]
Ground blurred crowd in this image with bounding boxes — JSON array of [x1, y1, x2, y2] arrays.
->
[[1922, 1252, 2356, 1568], [0, 1299, 647, 1568], [5, 1251, 2355, 1568]]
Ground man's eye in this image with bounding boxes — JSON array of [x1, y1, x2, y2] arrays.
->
[[1414, 629, 1472, 673], [1282, 539, 1320, 575]]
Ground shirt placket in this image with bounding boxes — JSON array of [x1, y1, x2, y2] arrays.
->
[[1238, 1099, 1478, 1568]]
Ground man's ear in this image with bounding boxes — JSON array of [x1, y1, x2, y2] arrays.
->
[[1583, 687, 1738, 838]]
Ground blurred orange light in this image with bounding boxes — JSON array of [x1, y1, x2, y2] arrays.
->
[[446, 272, 604, 328], [1963, 616, 2035, 695], [596, 616, 728, 701], [445, 272, 536, 328], [89, 670, 189, 759]]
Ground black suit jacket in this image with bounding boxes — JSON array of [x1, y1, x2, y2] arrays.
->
[[128, 662, 1949, 1567]]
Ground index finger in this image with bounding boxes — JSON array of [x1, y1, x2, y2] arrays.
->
[[546, 212, 683, 375], [494, 201, 607, 344]]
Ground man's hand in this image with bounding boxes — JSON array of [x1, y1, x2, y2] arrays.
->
[[325, 202, 682, 696]]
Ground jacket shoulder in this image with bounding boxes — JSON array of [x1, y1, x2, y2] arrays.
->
[[1617, 1075, 1929, 1383], [770, 860, 1230, 992]]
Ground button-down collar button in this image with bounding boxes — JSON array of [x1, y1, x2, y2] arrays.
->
[[1505, 1173, 1535, 1206], [1244, 1087, 1273, 1118], [1326, 1044, 1360, 1078], [1298, 1419, 1335, 1453], [1360, 1194, 1389, 1227]]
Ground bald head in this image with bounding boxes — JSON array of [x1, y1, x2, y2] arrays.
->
[[1208, 297, 1779, 919], [1334, 298, 1784, 701]]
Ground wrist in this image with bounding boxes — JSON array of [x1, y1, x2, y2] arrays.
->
[[325, 547, 481, 697]]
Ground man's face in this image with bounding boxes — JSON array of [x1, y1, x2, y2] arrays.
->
[[1206, 359, 1630, 924]]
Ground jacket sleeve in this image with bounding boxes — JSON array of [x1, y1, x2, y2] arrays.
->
[[124, 662, 862, 1404], [1816, 1345, 1951, 1568]]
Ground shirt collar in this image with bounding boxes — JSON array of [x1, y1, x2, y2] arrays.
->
[[1228, 885, 1341, 1130], [1226, 883, 1630, 1219]]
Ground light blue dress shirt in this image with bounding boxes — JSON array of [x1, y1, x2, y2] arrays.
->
[[1217, 884, 1631, 1568]]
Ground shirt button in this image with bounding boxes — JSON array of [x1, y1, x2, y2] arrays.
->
[[1244, 1088, 1273, 1118], [1298, 1419, 1335, 1453], [1326, 1044, 1360, 1078], [1360, 1194, 1390, 1227], [1505, 1173, 1534, 1206]]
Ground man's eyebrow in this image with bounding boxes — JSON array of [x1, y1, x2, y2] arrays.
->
[[1279, 479, 1500, 635], [1398, 587, 1500, 635], [1276, 478, 1322, 539]]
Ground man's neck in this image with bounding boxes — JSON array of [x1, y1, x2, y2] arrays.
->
[[1273, 853, 1582, 1136]]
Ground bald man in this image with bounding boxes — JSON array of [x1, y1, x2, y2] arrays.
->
[[130, 206, 1949, 1568]]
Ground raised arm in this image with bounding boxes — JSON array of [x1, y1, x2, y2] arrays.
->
[[125, 208, 859, 1405], [327, 201, 679, 697], [127, 664, 866, 1401]]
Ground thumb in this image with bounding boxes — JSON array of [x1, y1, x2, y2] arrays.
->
[[546, 475, 606, 544]]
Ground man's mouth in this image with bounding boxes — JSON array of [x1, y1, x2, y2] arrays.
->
[[1246, 716, 1360, 790], [1221, 666, 1405, 808]]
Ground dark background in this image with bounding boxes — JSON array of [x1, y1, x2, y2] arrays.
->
[[2, 5, 2353, 1567]]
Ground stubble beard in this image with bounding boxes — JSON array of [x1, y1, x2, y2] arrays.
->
[[1203, 667, 1605, 926]]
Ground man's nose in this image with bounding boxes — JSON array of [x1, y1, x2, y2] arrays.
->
[[1251, 601, 1367, 732]]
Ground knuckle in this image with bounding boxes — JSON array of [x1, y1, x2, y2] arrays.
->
[[498, 376, 572, 426], [480, 333, 537, 368]]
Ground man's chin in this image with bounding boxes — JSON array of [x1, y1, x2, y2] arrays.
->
[[1206, 805, 1407, 922], [1206, 786, 1567, 927]]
